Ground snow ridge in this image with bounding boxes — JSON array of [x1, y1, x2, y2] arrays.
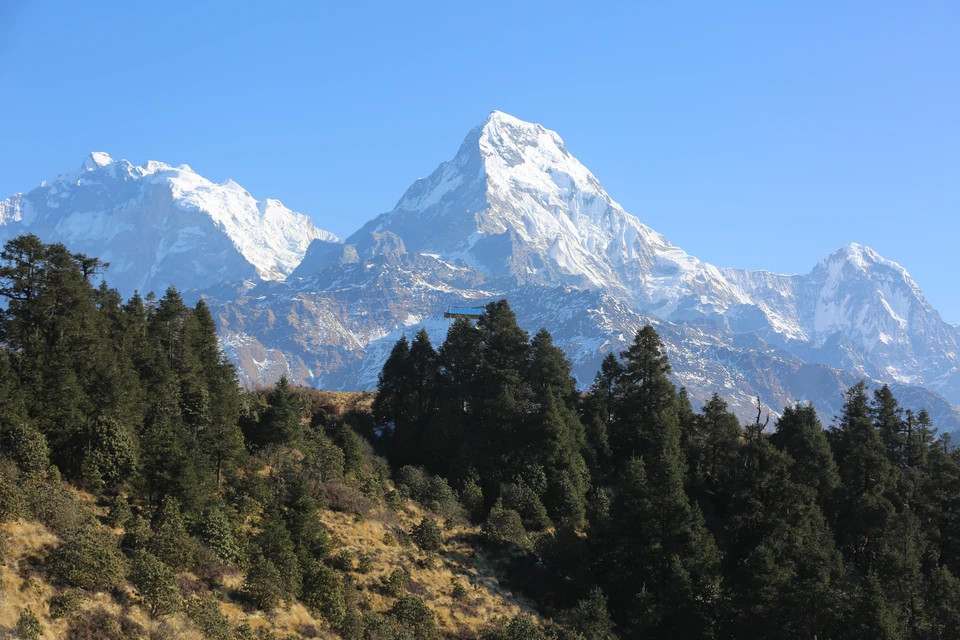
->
[[0, 153, 337, 295]]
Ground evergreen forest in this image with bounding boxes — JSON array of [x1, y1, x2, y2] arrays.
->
[[2, 234, 960, 640]]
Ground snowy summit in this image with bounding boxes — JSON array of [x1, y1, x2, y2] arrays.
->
[[0, 153, 338, 295]]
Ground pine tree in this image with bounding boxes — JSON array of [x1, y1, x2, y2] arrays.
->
[[149, 497, 193, 571], [610, 325, 677, 467], [255, 375, 301, 448], [771, 402, 840, 508], [409, 328, 439, 421], [372, 336, 417, 463], [190, 300, 244, 487], [721, 436, 844, 638], [596, 456, 719, 638], [830, 382, 897, 574], [872, 385, 906, 468], [581, 353, 621, 477], [688, 392, 741, 529], [131, 551, 182, 617]]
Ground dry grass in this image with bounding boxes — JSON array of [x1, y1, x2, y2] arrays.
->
[[320, 502, 540, 637], [0, 521, 210, 639], [1, 489, 536, 639], [295, 389, 376, 418]]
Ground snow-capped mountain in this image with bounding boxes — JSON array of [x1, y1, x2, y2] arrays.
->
[[345, 111, 960, 406], [5, 114, 960, 432], [0, 153, 336, 295], [350, 111, 746, 316]]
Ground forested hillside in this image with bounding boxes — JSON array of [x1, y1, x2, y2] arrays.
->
[[2, 234, 960, 639]]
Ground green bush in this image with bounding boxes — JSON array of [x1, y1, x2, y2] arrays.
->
[[23, 472, 90, 536], [197, 505, 241, 564], [51, 523, 125, 591], [356, 552, 374, 574], [122, 514, 153, 551], [388, 595, 440, 640], [396, 466, 465, 521], [0, 421, 49, 475], [130, 551, 181, 617], [500, 483, 551, 531], [410, 517, 443, 552], [480, 615, 550, 640], [451, 578, 468, 601], [567, 587, 615, 640], [337, 609, 365, 640], [482, 500, 531, 550], [49, 589, 84, 619], [16, 607, 42, 640], [106, 494, 132, 529], [460, 476, 486, 523], [149, 497, 193, 571], [301, 561, 346, 625], [185, 593, 231, 640], [0, 461, 24, 523], [0, 529, 10, 565], [330, 549, 354, 572], [243, 556, 284, 611], [80, 417, 137, 487], [385, 568, 409, 597]]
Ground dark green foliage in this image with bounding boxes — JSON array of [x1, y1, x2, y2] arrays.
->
[[301, 561, 346, 625], [254, 375, 301, 448], [106, 494, 132, 529], [451, 578, 468, 601], [185, 593, 232, 640], [253, 509, 303, 597], [386, 568, 410, 597], [396, 465, 464, 521], [721, 436, 844, 638], [0, 420, 50, 476], [593, 327, 721, 638], [770, 402, 840, 506], [410, 517, 443, 552], [80, 416, 138, 488], [49, 589, 84, 619], [567, 588, 614, 640], [483, 499, 531, 550], [357, 552, 374, 573], [11, 239, 960, 639], [130, 551, 181, 617], [243, 556, 285, 611], [197, 504, 241, 564], [149, 497, 193, 571], [460, 475, 485, 523], [50, 523, 125, 591], [500, 481, 551, 530], [388, 594, 441, 640], [16, 607, 42, 640], [830, 381, 897, 573], [480, 615, 550, 640], [122, 514, 153, 551], [0, 460, 24, 522]]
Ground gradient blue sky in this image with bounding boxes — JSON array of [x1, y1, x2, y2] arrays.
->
[[1, 1, 958, 318]]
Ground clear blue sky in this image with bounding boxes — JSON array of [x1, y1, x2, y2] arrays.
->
[[2, 1, 958, 319]]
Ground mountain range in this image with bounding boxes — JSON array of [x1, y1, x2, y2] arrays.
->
[[3, 111, 959, 432]]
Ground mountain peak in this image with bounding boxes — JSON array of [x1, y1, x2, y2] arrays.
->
[[482, 110, 536, 129], [81, 151, 114, 171], [473, 111, 562, 157], [819, 242, 908, 276]]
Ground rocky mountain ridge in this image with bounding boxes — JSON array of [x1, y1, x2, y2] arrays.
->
[[4, 113, 958, 430]]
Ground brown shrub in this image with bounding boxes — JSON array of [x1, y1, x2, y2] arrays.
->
[[321, 482, 374, 516]]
